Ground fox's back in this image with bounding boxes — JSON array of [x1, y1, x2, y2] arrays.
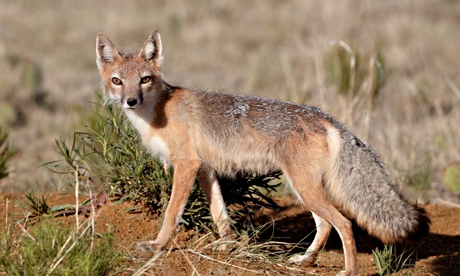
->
[[178, 90, 345, 175]]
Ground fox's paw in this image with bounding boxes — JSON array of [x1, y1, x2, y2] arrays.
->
[[288, 252, 317, 267], [133, 241, 163, 252]]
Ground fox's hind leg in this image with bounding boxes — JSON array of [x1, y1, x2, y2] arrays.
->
[[288, 211, 332, 266], [284, 168, 358, 276], [197, 166, 234, 250]]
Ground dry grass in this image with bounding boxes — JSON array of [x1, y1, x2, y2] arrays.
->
[[0, 0, 459, 203]]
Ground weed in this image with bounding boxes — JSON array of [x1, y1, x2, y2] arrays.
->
[[22, 193, 51, 218], [325, 42, 385, 104], [372, 244, 414, 275], [0, 124, 18, 180]]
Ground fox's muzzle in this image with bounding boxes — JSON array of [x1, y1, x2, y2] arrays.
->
[[123, 93, 143, 109]]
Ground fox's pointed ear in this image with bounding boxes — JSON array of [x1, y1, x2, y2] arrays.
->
[[96, 33, 120, 71], [139, 30, 163, 68]]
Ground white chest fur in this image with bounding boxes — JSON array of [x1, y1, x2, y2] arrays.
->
[[147, 135, 170, 160], [125, 109, 170, 161]]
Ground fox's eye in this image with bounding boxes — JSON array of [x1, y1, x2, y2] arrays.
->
[[140, 76, 151, 84], [112, 77, 122, 85]]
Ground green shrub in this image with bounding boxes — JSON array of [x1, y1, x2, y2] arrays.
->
[[442, 164, 460, 195], [46, 95, 281, 233]]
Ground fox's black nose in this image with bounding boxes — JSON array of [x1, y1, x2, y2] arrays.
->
[[126, 97, 138, 107]]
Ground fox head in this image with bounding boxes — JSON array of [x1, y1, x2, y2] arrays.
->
[[96, 30, 164, 109]]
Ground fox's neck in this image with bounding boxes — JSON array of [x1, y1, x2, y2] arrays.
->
[[124, 80, 177, 139]]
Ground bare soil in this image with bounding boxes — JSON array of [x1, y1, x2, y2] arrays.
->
[[1, 193, 459, 275]]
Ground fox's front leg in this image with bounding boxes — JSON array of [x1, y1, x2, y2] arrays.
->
[[134, 160, 201, 252], [197, 167, 234, 250]]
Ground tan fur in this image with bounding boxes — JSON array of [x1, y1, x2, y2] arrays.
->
[[96, 30, 429, 276]]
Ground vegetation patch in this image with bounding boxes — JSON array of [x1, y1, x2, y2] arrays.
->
[[0, 217, 120, 276]]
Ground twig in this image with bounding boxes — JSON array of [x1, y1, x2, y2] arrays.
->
[[131, 251, 164, 276], [171, 239, 202, 276], [46, 220, 92, 276], [274, 262, 307, 273], [187, 248, 261, 274], [192, 231, 213, 250], [362, 54, 378, 141], [447, 77, 460, 100], [328, 40, 356, 126], [88, 182, 96, 253], [5, 198, 8, 230], [75, 166, 80, 230], [17, 216, 36, 242], [433, 198, 460, 208], [46, 171, 94, 276], [247, 241, 297, 248]]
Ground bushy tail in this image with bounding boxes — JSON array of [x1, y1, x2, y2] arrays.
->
[[327, 134, 430, 244]]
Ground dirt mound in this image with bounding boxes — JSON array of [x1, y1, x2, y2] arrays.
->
[[1, 193, 459, 275]]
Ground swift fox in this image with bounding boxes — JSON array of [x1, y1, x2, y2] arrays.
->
[[96, 30, 430, 275]]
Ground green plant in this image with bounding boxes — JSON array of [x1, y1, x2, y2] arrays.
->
[[0, 124, 18, 180], [0, 219, 120, 276], [22, 193, 51, 218], [442, 163, 460, 195], [19, 192, 107, 224], [46, 95, 281, 233], [325, 42, 385, 103], [219, 171, 282, 229], [372, 244, 414, 275]]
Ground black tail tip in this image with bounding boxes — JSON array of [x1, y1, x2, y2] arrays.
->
[[411, 206, 431, 240]]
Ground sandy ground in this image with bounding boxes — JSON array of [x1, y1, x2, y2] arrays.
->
[[1, 193, 459, 275]]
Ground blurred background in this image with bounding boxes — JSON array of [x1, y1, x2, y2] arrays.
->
[[0, 0, 459, 202]]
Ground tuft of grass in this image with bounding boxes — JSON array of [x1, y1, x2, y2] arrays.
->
[[372, 244, 414, 276], [45, 94, 281, 233], [22, 193, 51, 218], [325, 41, 385, 104]]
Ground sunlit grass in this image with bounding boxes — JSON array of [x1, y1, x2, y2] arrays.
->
[[0, 195, 121, 276]]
